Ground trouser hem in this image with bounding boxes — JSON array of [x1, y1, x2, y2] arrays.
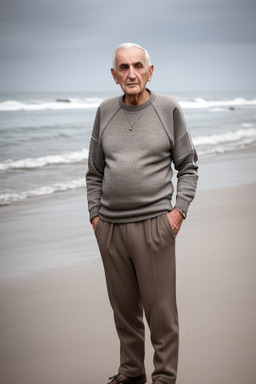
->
[[152, 376, 176, 384]]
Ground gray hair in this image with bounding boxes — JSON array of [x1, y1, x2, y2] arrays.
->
[[112, 43, 151, 70]]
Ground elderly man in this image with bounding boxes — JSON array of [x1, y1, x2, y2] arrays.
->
[[86, 43, 198, 384]]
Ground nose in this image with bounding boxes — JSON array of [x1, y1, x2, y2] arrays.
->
[[128, 66, 136, 80]]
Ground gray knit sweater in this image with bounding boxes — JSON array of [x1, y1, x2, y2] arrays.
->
[[86, 91, 198, 223]]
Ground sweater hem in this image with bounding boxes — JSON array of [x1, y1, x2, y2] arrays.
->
[[98, 208, 172, 224]]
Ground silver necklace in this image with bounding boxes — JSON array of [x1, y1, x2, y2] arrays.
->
[[124, 110, 144, 131]]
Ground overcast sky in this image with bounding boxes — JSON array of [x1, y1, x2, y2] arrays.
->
[[0, 0, 256, 92]]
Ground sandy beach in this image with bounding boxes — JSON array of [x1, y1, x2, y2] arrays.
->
[[1, 152, 256, 384]]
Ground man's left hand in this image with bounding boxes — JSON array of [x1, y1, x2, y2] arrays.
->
[[167, 208, 184, 238]]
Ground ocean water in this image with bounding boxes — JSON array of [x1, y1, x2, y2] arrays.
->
[[0, 91, 256, 206]]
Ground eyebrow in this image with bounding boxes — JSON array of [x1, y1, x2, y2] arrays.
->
[[134, 61, 143, 66], [119, 61, 144, 68]]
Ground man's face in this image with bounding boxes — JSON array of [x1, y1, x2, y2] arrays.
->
[[111, 47, 153, 97]]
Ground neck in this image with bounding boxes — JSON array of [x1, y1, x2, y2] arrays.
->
[[124, 89, 150, 106]]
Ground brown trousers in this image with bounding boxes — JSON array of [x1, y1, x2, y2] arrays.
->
[[95, 214, 179, 384]]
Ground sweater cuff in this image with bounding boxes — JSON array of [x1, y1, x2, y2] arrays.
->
[[175, 207, 186, 219], [175, 197, 190, 216], [90, 209, 99, 223]]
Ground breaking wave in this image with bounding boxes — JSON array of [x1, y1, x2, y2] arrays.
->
[[0, 148, 89, 172], [1, 96, 256, 112], [0, 178, 85, 205], [194, 128, 256, 157], [179, 97, 256, 109], [0, 97, 103, 112]]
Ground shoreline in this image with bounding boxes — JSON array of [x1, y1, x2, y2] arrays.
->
[[0, 182, 255, 384]]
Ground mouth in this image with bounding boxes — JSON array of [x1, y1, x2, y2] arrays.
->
[[127, 83, 138, 87]]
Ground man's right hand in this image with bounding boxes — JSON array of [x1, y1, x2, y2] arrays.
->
[[92, 216, 99, 231]]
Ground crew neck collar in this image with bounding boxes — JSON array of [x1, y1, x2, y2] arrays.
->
[[119, 89, 156, 111]]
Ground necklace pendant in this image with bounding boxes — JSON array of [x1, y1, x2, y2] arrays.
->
[[129, 126, 132, 131]]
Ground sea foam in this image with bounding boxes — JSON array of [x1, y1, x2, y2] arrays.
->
[[1, 97, 256, 112], [179, 97, 256, 109], [0, 148, 89, 172], [194, 128, 256, 157], [0, 98, 103, 112], [0, 178, 85, 205]]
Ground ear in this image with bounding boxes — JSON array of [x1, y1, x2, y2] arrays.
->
[[111, 68, 119, 84], [147, 65, 154, 82]]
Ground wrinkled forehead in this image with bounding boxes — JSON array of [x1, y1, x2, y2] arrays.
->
[[115, 47, 147, 65]]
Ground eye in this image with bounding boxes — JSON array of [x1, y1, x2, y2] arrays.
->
[[120, 64, 128, 70], [135, 63, 142, 69]]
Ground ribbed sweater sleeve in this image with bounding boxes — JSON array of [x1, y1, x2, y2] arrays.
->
[[171, 104, 198, 213], [151, 95, 198, 214], [86, 107, 105, 222]]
